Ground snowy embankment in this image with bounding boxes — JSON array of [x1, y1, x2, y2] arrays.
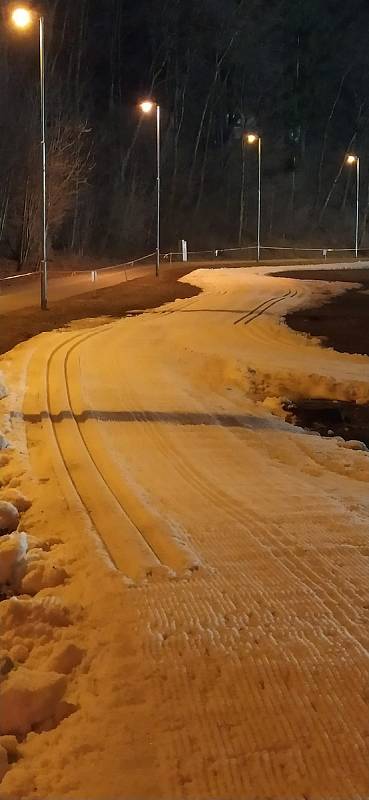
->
[[0, 380, 74, 779], [0, 266, 369, 799]]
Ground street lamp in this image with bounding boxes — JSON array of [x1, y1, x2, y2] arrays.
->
[[245, 133, 262, 261], [140, 100, 161, 278], [346, 154, 360, 259], [11, 6, 48, 309]]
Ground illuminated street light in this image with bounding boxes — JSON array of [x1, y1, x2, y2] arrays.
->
[[140, 101, 154, 114], [11, 6, 32, 27], [11, 6, 48, 309], [346, 154, 360, 258], [244, 132, 262, 261], [140, 100, 161, 277]]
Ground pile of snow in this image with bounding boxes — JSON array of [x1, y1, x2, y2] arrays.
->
[[0, 503, 19, 535], [0, 533, 27, 587], [0, 595, 71, 636], [0, 594, 78, 774], [0, 461, 71, 781], [338, 438, 368, 452], [261, 396, 287, 418], [0, 532, 68, 598], [21, 548, 68, 595], [0, 667, 67, 737], [0, 490, 32, 513], [0, 354, 81, 786]]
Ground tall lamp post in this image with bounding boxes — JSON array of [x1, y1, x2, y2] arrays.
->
[[140, 100, 161, 278], [245, 133, 262, 262], [346, 154, 360, 259], [11, 6, 48, 309]]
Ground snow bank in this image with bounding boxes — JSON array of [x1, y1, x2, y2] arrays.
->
[[0, 355, 78, 784], [0, 596, 71, 635], [242, 361, 369, 406]]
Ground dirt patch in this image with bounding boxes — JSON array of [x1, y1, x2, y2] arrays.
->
[[0, 267, 199, 356], [274, 268, 369, 357]]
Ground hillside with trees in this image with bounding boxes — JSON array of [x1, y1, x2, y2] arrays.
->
[[1, 0, 369, 265]]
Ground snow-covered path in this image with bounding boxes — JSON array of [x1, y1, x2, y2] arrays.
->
[[1, 268, 369, 799]]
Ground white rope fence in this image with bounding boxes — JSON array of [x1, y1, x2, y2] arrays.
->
[[0, 252, 157, 286], [163, 245, 362, 262], [0, 244, 365, 287]]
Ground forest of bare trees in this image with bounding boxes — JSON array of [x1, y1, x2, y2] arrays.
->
[[1, 0, 369, 265]]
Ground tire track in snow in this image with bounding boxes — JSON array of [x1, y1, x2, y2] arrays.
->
[[25, 328, 182, 578]]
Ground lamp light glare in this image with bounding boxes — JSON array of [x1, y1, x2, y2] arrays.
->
[[346, 154, 357, 165], [246, 133, 258, 144], [140, 101, 154, 114], [11, 7, 33, 28]]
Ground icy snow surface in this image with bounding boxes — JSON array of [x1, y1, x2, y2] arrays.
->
[[0, 265, 369, 799]]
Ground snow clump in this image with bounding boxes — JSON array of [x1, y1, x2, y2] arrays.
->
[[338, 439, 368, 453], [0, 667, 67, 737], [21, 558, 68, 595], [0, 532, 27, 587], [0, 489, 31, 513], [0, 503, 19, 535], [0, 433, 9, 451], [0, 530, 67, 597]]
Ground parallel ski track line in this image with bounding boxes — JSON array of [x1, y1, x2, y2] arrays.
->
[[45, 327, 162, 577], [63, 330, 198, 574], [234, 290, 297, 326]]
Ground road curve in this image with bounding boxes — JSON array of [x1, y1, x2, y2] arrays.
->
[[19, 269, 369, 798]]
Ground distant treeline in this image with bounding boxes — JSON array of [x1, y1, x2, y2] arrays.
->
[[1, 0, 369, 265]]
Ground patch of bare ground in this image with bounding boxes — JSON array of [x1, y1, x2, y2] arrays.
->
[[275, 268, 369, 357], [275, 268, 369, 446], [0, 267, 199, 356]]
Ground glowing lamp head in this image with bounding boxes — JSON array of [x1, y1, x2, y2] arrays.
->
[[346, 154, 357, 165], [11, 7, 33, 28], [245, 133, 259, 144], [140, 101, 155, 114]]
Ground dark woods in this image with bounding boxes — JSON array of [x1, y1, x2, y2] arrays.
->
[[1, 0, 369, 266]]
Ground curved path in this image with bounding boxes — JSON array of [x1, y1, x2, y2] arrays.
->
[[19, 267, 369, 799]]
